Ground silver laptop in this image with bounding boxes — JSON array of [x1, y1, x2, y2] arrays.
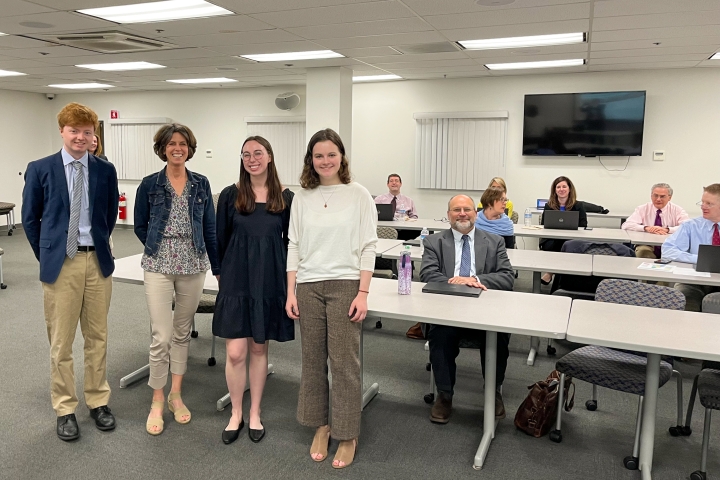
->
[[544, 210, 580, 230], [696, 245, 720, 274]]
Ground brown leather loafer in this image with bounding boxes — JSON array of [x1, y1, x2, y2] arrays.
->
[[430, 392, 452, 424], [495, 391, 506, 419]]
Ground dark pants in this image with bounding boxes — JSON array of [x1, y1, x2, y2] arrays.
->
[[428, 324, 510, 395]]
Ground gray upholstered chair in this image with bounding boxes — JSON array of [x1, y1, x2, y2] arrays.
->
[[0, 202, 16, 236], [550, 279, 686, 472], [678, 292, 720, 480], [0, 247, 5, 289]]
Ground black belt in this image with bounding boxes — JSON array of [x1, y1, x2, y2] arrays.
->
[[77, 246, 95, 252]]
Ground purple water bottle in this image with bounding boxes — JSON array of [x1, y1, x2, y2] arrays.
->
[[398, 246, 412, 295]]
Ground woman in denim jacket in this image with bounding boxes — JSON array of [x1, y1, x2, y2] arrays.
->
[[134, 123, 219, 435]]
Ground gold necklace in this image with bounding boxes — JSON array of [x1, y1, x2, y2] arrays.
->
[[319, 187, 338, 208]]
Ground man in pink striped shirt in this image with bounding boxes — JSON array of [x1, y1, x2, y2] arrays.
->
[[622, 183, 689, 258]]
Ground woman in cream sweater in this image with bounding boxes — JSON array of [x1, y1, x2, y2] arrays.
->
[[285, 128, 377, 469]]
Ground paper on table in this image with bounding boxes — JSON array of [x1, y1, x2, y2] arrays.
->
[[673, 267, 711, 277], [637, 262, 675, 272], [522, 225, 543, 230]]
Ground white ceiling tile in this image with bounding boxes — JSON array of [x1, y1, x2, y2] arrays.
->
[[160, 56, 277, 68], [0, 44, 102, 60], [488, 65, 587, 75], [697, 60, 720, 67], [249, 1, 413, 28], [589, 54, 706, 65], [313, 31, 446, 50], [442, 19, 590, 42], [26, 0, 158, 9], [588, 61, 701, 71], [334, 46, 401, 58], [590, 46, 717, 59], [3, 0, 56, 16], [19, 64, 87, 75], [593, 11, 720, 31], [286, 17, 431, 40], [463, 43, 588, 59], [355, 51, 469, 64], [424, 3, 590, 30], [212, 0, 387, 14], [171, 29, 303, 47], [372, 59, 479, 69], [594, 0, 720, 17], [0, 11, 115, 35], [591, 25, 720, 43], [591, 36, 720, 51], [127, 14, 274, 37], [402, 0, 588, 16], [0, 35, 57, 49], [206, 40, 325, 56], [251, 58, 360, 68], [382, 65, 488, 75], [0, 58, 58, 69], [474, 52, 588, 65]]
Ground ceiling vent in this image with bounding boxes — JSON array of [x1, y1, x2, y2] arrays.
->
[[32, 31, 176, 53], [393, 42, 462, 55]]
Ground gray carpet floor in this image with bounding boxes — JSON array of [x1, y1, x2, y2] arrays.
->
[[0, 227, 717, 480]]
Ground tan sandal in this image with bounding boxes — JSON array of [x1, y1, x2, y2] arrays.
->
[[332, 438, 358, 469], [167, 392, 191, 424], [146, 400, 165, 435], [310, 425, 331, 462]]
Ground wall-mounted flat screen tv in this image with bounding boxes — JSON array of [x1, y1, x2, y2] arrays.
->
[[522, 91, 646, 157]]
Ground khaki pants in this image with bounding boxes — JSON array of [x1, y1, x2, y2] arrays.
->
[[635, 245, 658, 259], [296, 280, 361, 440], [144, 271, 205, 390], [42, 252, 112, 416]]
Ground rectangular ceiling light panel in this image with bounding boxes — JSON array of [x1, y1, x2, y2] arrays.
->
[[0, 69, 26, 77], [77, 61, 166, 71], [78, 0, 233, 24], [485, 59, 585, 70], [353, 74, 402, 82], [460, 33, 585, 50], [166, 77, 237, 83], [240, 50, 344, 62], [48, 83, 114, 89]]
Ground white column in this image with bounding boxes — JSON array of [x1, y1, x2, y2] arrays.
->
[[305, 67, 353, 157]]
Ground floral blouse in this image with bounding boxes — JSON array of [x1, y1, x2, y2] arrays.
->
[[141, 181, 211, 275]]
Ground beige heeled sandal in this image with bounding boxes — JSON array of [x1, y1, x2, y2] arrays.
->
[[310, 425, 331, 462], [332, 438, 358, 469], [167, 392, 191, 424], [146, 400, 165, 435]]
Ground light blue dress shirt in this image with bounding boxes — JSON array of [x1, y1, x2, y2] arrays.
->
[[452, 227, 476, 277], [61, 148, 93, 246], [661, 216, 717, 264]]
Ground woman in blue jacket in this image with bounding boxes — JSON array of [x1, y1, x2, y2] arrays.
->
[[134, 123, 219, 435]]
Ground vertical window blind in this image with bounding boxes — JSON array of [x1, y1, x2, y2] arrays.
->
[[414, 112, 508, 190], [245, 117, 305, 186], [108, 118, 172, 180]]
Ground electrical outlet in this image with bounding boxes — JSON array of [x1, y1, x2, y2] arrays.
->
[[653, 150, 665, 161], [205, 149, 212, 159]]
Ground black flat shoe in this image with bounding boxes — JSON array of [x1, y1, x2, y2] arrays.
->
[[57, 414, 80, 441], [222, 418, 244, 445], [249, 426, 265, 443], [89, 405, 116, 431], [540, 277, 552, 286]]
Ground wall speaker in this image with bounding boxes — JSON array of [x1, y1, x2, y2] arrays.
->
[[275, 92, 300, 111]]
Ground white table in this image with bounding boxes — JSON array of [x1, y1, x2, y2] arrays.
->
[[514, 225, 630, 243], [592, 256, 720, 287], [567, 300, 720, 479], [626, 231, 669, 247], [377, 218, 450, 231], [367, 278, 572, 469], [375, 238, 404, 256], [531, 209, 633, 220]]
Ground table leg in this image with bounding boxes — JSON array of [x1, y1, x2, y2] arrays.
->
[[532, 271, 541, 294], [638, 352, 661, 479], [216, 364, 275, 411], [119, 364, 149, 388], [474, 330, 499, 470], [527, 336, 540, 366], [361, 323, 379, 410]]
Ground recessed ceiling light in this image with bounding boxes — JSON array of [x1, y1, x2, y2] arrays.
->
[[239, 50, 344, 62], [0, 32, 7, 36], [0, 69, 26, 77], [77, 0, 233, 24], [77, 61, 166, 71], [166, 77, 237, 84], [485, 59, 585, 70], [710, 52, 720, 60], [459, 33, 585, 51], [48, 83, 114, 89], [353, 74, 402, 82]]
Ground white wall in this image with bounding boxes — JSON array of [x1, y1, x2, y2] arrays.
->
[[0, 90, 53, 216], [14, 67, 720, 228]]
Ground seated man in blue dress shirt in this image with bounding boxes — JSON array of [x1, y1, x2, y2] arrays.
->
[[662, 183, 720, 311], [420, 195, 514, 423]]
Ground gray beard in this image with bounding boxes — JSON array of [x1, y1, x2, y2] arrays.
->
[[452, 219, 474, 233]]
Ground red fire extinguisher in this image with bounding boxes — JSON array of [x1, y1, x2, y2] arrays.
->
[[118, 192, 127, 220]]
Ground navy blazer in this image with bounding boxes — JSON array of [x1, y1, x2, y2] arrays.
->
[[22, 151, 119, 284]]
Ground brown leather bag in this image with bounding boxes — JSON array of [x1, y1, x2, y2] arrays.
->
[[514, 370, 575, 438], [405, 322, 425, 339]]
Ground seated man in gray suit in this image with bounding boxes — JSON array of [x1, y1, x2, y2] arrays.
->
[[420, 194, 514, 424]]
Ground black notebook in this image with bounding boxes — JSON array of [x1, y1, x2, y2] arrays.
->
[[421, 282, 482, 298]]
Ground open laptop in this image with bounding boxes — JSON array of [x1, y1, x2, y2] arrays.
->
[[696, 244, 720, 273], [544, 210, 580, 230], [421, 282, 482, 298], [376, 203, 394, 221]]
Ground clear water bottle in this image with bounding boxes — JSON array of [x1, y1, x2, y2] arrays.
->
[[524, 207, 532, 226], [396, 203, 407, 221], [398, 246, 412, 295], [419, 227, 429, 255]]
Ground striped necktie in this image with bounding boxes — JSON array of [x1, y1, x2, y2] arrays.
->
[[459, 234, 471, 277], [66, 161, 83, 259]]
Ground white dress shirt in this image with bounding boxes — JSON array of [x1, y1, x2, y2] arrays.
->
[[61, 148, 93, 246], [621, 201, 689, 234], [451, 227, 475, 277]]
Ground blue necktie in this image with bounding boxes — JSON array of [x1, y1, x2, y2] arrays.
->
[[459, 234, 471, 277]]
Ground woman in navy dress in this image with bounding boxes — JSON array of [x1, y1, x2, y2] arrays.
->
[[213, 136, 294, 445]]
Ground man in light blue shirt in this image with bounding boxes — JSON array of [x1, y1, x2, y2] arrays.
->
[[662, 184, 720, 311]]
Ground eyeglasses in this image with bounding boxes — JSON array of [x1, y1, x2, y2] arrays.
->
[[449, 207, 475, 214], [242, 151, 264, 160], [434, 217, 449, 223], [697, 201, 718, 208], [500, 198, 509, 203]]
